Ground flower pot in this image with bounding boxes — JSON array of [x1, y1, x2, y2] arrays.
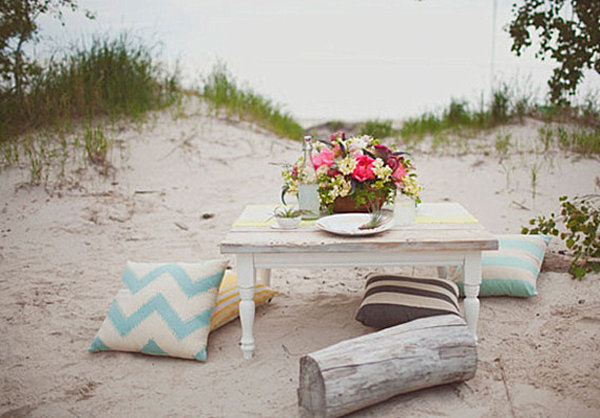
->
[[332, 193, 387, 213]]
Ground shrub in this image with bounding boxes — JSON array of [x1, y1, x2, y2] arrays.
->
[[522, 195, 600, 279]]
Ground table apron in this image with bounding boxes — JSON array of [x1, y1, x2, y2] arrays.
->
[[251, 250, 470, 269]]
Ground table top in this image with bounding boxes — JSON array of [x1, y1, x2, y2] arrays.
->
[[220, 202, 498, 254]]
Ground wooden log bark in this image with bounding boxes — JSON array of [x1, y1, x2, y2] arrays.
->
[[298, 314, 477, 418]]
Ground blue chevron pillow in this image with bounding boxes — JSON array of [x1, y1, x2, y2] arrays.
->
[[89, 260, 228, 361]]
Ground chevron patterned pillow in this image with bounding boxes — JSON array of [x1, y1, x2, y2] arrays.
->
[[89, 259, 228, 361]]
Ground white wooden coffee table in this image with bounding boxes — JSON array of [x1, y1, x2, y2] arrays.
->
[[219, 202, 498, 359]]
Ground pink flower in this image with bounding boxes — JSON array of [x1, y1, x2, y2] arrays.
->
[[352, 154, 376, 182], [312, 148, 335, 169], [391, 162, 407, 183]]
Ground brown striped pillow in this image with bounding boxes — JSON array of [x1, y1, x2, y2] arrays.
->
[[355, 274, 461, 329]]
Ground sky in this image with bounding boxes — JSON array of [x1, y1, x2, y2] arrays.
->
[[35, 0, 600, 121]]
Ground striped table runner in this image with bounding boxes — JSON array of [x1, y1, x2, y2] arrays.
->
[[233, 202, 478, 228]]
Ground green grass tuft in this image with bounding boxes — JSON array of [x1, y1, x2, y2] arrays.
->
[[495, 132, 512, 157], [400, 83, 599, 145], [0, 33, 180, 143], [83, 124, 111, 166], [537, 125, 600, 155], [359, 119, 395, 138], [202, 64, 304, 140], [561, 129, 600, 154], [399, 83, 532, 141]]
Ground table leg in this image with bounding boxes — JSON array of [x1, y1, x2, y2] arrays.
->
[[237, 254, 256, 359], [463, 252, 482, 342]]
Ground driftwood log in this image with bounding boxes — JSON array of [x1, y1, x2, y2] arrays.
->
[[298, 314, 477, 418]]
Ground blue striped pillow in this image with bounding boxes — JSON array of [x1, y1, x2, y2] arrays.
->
[[90, 260, 227, 361], [456, 234, 551, 297]]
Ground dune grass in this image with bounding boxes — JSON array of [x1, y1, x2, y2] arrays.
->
[[0, 34, 180, 144], [0, 34, 182, 183], [0, 41, 307, 184], [359, 119, 396, 139], [494, 132, 512, 157], [202, 64, 304, 141], [399, 81, 600, 146], [399, 83, 527, 143], [3, 32, 597, 186], [541, 125, 600, 155]]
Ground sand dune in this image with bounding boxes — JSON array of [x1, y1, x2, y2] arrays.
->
[[1, 101, 599, 417]]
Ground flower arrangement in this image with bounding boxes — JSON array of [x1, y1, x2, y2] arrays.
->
[[282, 132, 421, 214]]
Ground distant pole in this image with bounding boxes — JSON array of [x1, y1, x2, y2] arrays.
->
[[490, 0, 497, 97]]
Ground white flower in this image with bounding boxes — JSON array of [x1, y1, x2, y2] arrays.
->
[[372, 158, 392, 179], [338, 156, 357, 175], [327, 175, 352, 200], [336, 176, 352, 197], [347, 135, 370, 153], [402, 176, 421, 196]]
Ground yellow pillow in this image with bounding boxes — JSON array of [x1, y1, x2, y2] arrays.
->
[[210, 270, 277, 331]]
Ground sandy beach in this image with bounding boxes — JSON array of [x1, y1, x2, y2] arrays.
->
[[1, 100, 599, 417]]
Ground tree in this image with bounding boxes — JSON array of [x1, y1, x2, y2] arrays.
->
[[0, 0, 90, 99], [508, 0, 600, 105]]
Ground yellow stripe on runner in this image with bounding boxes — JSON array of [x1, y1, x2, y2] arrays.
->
[[232, 202, 478, 227]]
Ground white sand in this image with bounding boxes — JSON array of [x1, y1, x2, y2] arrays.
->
[[1, 101, 599, 417]]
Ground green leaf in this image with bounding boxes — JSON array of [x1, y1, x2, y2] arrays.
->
[[569, 264, 587, 280]]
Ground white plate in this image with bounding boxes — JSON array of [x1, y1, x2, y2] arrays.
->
[[316, 213, 393, 236]]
